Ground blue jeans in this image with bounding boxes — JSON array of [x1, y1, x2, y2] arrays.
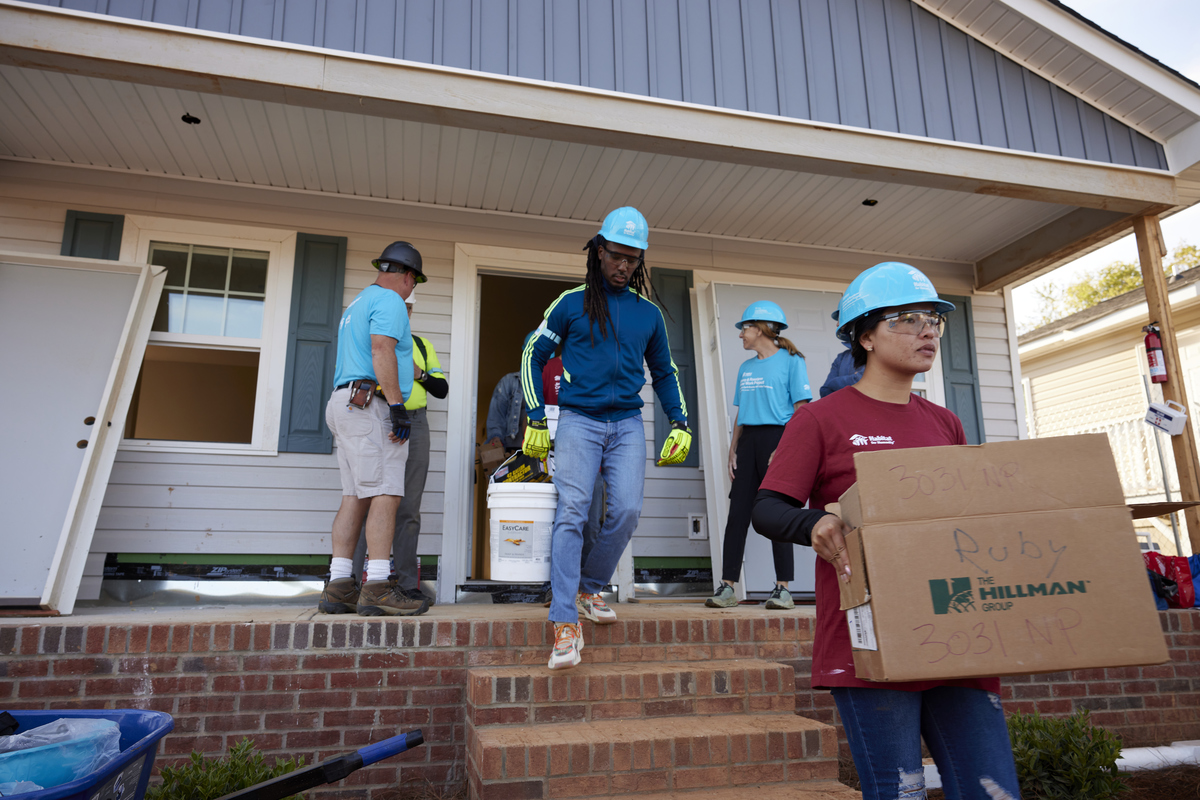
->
[[832, 686, 1019, 800], [549, 410, 645, 623]]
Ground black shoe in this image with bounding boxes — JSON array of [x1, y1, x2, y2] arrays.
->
[[399, 586, 435, 606]]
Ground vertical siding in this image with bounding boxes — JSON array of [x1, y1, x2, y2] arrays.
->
[[25, 0, 1168, 169]]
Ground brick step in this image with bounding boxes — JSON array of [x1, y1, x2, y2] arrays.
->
[[467, 659, 795, 726], [467, 714, 839, 800], [600, 784, 860, 800]]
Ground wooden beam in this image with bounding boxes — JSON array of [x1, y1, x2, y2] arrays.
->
[[1133, 215, 1200, 552], [976, 208, 1134, 291]]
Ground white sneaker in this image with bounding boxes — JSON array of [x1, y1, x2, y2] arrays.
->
[[548, 622, 584, 670], [576, 592, 617, 625]]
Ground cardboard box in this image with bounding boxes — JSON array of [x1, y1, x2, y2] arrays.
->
[[479, 441, 506, 474], [833, 434, 1170, 682]]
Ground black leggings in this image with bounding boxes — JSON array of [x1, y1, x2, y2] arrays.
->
[[722, 425, 794, 583]]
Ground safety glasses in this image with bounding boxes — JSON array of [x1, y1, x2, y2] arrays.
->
[[598, 244, 644, 269], [880, 310, 946, 337]]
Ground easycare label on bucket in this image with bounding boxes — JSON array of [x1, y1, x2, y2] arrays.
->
[[497, 520, 552, 562]]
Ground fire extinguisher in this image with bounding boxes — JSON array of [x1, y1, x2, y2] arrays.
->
[[1144, 323, 1168, 383]]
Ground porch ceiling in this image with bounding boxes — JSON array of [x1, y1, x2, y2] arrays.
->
[[0, 63, 1075, 265]]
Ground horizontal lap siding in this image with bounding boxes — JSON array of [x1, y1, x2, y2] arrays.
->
[[22, 0, 1166, 168], [973, 293, 1020, 441]]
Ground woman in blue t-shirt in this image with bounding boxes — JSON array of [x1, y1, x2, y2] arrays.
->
[[707, 300, 812, 610]]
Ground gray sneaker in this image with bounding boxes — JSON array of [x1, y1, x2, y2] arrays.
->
[[765, 585, 794, 610], [705, 583, 738, 608], [317, 577, 359, 614], [357, 580, 430, 616]]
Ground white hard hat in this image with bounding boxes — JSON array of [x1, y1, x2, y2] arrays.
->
[[405, 287, 417, 305]]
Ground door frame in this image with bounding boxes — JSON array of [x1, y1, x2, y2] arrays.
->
[[441, 244, 587, 605]]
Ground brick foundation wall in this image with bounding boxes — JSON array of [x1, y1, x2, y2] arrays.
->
[[0, 609, 1195, 798]]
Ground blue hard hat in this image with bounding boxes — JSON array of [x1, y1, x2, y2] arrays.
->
[[833, 262, 955, 342], [598, 207, 649, 250], [736, 300, 788, 331]]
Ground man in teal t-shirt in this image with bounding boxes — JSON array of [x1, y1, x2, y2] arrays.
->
[[319, 241, 428, 617]]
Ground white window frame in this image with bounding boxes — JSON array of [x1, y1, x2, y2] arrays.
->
[[118, 216, 297, 455]]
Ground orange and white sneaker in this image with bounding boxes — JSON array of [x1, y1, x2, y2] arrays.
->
[[576, 592, 617, 625], [548, 622, 584, 670]]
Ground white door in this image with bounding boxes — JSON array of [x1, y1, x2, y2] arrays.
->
[[711, 284, 842, 595]]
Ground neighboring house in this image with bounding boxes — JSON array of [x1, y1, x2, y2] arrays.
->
[[1019, 265, 1200, 556], [2, 0, 1200, 610]]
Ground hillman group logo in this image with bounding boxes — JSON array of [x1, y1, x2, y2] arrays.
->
[[849, 434, 895, 446], [929, 576, 1089, 614]]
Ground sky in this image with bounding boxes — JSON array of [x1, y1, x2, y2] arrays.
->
[[1008, 0, 1200, 330]]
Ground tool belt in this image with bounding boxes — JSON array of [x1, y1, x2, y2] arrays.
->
[[337, 379, 385, 409]]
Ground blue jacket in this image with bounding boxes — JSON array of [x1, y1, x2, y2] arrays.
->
[[521, 284, 687, 424], [819, 345, 864, 398], [485, 371, 525, 449]]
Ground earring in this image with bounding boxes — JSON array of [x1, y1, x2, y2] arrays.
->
[[865, 346, 873, 352]]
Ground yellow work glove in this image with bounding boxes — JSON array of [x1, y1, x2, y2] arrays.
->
[[522, 417, 551, 459], [657, 421, 692, 466]]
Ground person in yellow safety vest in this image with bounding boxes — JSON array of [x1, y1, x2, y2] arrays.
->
[[351, 287, 448, 605]]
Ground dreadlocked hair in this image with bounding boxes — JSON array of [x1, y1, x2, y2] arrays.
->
[[581, 235, 663, 345], [747, 320, 803, 359]]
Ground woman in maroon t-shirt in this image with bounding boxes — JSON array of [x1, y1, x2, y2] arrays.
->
[[753, 263, 1020, 800]]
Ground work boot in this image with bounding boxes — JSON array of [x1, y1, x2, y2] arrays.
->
[[399, 586, 435, 606], [705, 583, 737, 608], [317, 577, 359, 614], [576, 592, 617, 624], [548, 622, 584, 670], [765, 585, 794, 610], [357, 580, 430, 616]]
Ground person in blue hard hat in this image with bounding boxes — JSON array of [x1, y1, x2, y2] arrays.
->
[[706, 300, 811, 611], [751, 262, 1019, 800], [521, 207, 691, 670], [318, 241, 428, 617]]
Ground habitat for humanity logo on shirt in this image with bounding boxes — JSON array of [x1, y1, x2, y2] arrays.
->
[[849, 434, 895, 446]]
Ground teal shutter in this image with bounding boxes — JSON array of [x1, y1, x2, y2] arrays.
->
[[650, 268, 699, 467], [278, 234, 347, 453], [940, 295, 986, 444], [61, 210, 123, 260]]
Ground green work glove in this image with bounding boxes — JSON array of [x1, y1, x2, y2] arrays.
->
[[657, 421, 692, 466], [522, 418, 551, 459]]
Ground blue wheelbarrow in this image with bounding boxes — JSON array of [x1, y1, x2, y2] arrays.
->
[[0, 710, 422, 800]]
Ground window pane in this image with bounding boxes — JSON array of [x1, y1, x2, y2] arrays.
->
[[189, 247, 229, 290], [182, 292, 225, 335], [225, 297, 264, 338], [126, 344, 258, 443], [151, 289, 185, 333], [149, 244, 189, 287], [230, 250, 269, 294]]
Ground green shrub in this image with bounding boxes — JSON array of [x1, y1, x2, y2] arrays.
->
[[148, 738, 306, 800], [1007, 709, 1126, 800]]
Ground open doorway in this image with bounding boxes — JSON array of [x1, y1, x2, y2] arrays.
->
[[469, 273, 579, 579]]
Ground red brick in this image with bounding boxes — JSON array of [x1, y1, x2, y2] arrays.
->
[[330, 671, 384, 688], [731, 762, 785, 785], [9, 661, 49, 677], [611, 772, 668, 793], [547, 775, 606, 798], [674, 766, 728, 789], [206, 714, 261, 732], [286, 730, 342, 748], [18, 680, 80, 698], [272, 673, 327, 691], [298, 691, 352, 709], [241, 694, 297, 711]]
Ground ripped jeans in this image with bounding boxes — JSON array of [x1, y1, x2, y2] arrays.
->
[[832, 686, 1020, 800]]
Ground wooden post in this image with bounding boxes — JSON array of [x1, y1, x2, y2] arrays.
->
[[1133, 215, 1200, 553]]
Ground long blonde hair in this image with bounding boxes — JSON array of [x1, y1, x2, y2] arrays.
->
[[748, 320, 802, 358]]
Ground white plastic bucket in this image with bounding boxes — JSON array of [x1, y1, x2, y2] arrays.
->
[[487, 482, 557, 582]]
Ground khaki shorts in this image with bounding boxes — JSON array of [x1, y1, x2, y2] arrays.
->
[[325, 388, 408, 498]]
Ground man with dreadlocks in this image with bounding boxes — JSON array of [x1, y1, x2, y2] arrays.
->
[[521, 206, 692, 670]]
